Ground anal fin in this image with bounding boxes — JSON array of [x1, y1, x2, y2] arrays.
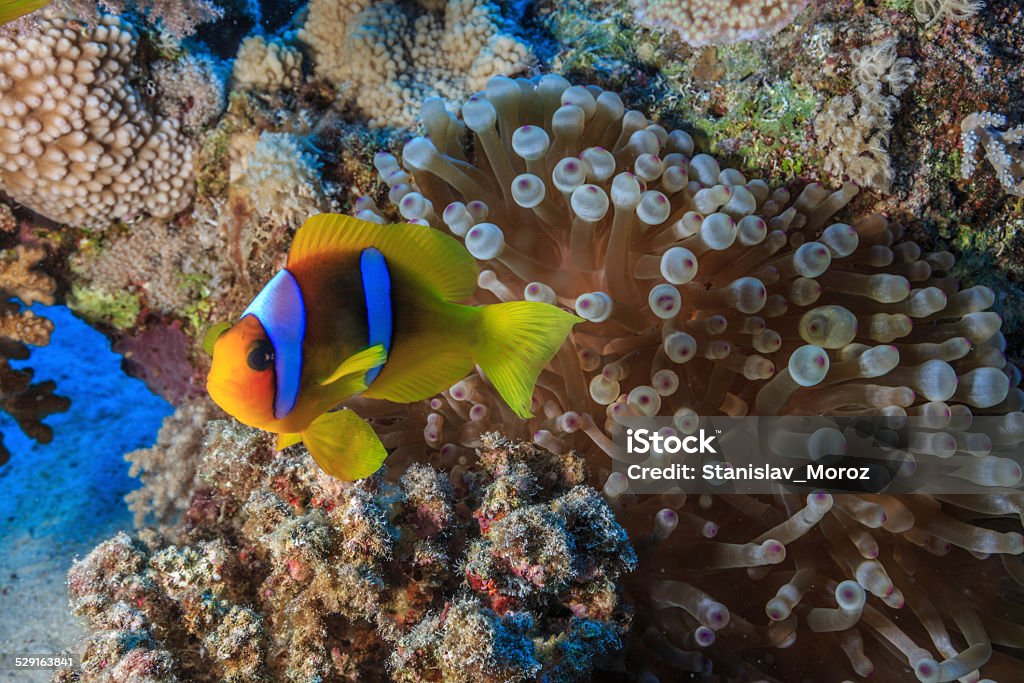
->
[[301, 409, 388, 480]]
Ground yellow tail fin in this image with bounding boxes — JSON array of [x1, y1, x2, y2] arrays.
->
[[475, 302, 582, 418]]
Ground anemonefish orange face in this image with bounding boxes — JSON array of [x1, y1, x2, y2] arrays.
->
[[207, 315, 278, 428], [207, 269, 308, 431]]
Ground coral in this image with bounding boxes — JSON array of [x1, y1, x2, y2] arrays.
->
[[0, 204, 15, 233], [354, 74, 1024, 679], [628, 0, 811, 47], [153, 53, 228, 134], [0, 241, 65, 463], [0, 244, 56, 306], [6, 0, 224, 39], [961, 111, 1024, 197], [68, 285, 143, 331], [239, 132, 333, 228], [815, 38, 916, 192], [914, 0, 984, 24], [299, 0, 533, 127], [0, 10, 194, 229], [71, 218, 215, 316], [125, 398, 217, 526], [232, 35, 304, 94], [58, 428, 634, 682]]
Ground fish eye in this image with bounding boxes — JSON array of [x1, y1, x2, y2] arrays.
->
[[247, 340, 275, 372]]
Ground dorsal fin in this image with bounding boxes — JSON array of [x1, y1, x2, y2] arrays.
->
[[289, 214, 478, 301]]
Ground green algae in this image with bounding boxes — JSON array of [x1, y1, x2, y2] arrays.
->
[[68, 285, 142, 331]]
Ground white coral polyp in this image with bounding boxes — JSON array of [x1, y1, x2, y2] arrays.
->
[[0, 11, 195, 229]]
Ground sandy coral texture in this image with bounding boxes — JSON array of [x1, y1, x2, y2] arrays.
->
[[0, 10, 195, 229], [299, 0, 533, 127]]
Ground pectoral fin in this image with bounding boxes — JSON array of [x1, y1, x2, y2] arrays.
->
[[202, 321, 232, 355], [276, 432, 302, 450], [319, 344, 387, 386], [301, 409, 388, 480]]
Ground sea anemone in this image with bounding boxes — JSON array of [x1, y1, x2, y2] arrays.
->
[[350, 74, 1024, 680]]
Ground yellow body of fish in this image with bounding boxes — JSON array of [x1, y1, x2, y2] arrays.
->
[[0, 0, 49, 25], [206, 214, 581, 480]]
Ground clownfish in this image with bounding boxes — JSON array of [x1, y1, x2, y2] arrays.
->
[[205, 214, 581, 480], [0, 0, 50, 26]]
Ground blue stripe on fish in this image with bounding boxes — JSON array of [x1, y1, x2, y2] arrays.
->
[[241, 268, 306, 419], [360, 247, 392, 384]]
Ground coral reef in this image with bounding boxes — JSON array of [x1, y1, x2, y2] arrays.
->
[[815, 38, 917, 192], [58, 430, 633, 682], [628, 0, 812, 47], [70, 219, 215, 317], [0, 10, 196, 229], [4, 0, 223, 38], [24, 1, 1024, 681], [152, 54, 228, 135], [299, 0, 533, 127], [113, 321, 206, 404], [0, 239, 67, 463], [962, 111, 1024, 197], [232, 35, 304, 94], [352, 74, 1024, 679]]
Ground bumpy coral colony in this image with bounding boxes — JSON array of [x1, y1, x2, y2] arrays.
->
[[348, 75, 1024, 680], [60, 429, 634, 682]]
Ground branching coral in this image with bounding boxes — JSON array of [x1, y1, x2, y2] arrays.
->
[[0, 10, 195, 229], [815, 38, 917, 192], [961, 111, 1024, 197], [298, 0, 533, 127], [628, 0, 811, 47], [232, 35, 304, 94], [59, 427, 634, 682], [0, 240, 67, 463], [352, 74, 1024, 680]]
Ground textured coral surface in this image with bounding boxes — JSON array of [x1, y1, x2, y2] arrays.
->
[[57, 430, 633, 682]]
